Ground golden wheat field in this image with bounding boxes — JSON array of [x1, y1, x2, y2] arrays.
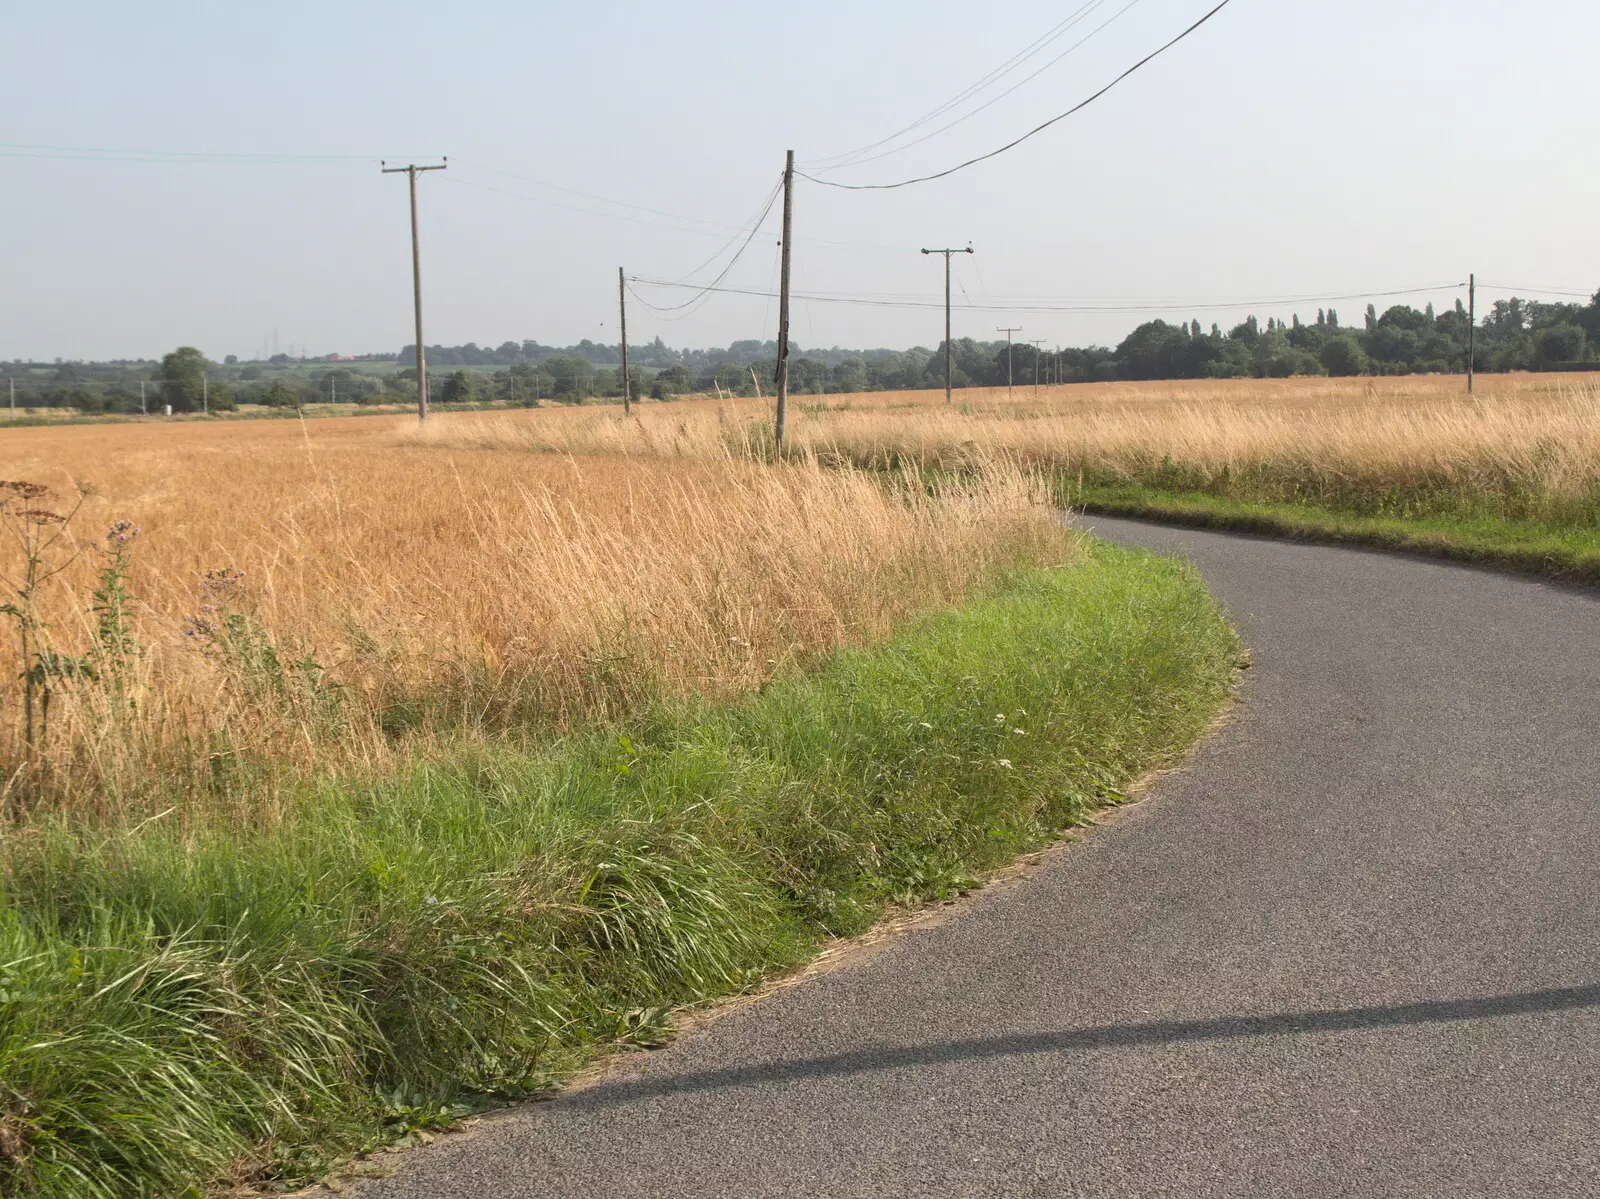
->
[[4, 370, 1598, 812], [469, 372, 1600, 503], [0, 408, 1068, 812]]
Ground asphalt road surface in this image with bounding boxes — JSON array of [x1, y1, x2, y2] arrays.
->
[[357, 519, 1600, 1198]]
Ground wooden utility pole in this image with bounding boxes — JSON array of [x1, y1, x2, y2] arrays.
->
[[140, 380, 147, 415], [921, 245, 973, 403], [381, 159, 448, 422], [997, 327, 1022, 399], [1467, 273, 1476, 394], [1028, 339, 1046, 395], [7, 378, 13, 421], [618, 267, 631, 416], [774, 150, 795, 451], [202, 373, 208, 414]]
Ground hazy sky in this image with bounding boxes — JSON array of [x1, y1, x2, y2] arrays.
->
[[4, 1, 1596, 362]]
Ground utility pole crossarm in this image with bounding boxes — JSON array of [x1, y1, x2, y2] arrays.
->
[[381, 159, 448, 422], [922, 245, 973, 404]]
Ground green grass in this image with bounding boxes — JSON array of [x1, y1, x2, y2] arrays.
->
[[0, 545, 1237, 1197], [1078, 485, 1600, 583]]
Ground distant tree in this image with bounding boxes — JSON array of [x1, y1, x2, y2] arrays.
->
[[1367, 324, 1419, 366], [1377, 305, 1429, 332], [438, 370, 475, 404], [1535, 324, 1586, 366], [1578, 291, 1600, 343], [258, 379, 298, 408], [651, 364, 691, 399], [224, 354, 239, 365], [545, 355, 594, 400], [1483, 298, 1529, 338], [1115, 320, 1192, 380], [1320, 336, 1369, 377], [159, 346, 210, 412]]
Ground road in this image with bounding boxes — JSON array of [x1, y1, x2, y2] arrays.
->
[[357, 518, 1600, 1197]]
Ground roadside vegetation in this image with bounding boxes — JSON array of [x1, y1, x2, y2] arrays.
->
[[0, 412, 1238, 1195], [0, 417, 1060, 811], [478, 373, 1600, 581]]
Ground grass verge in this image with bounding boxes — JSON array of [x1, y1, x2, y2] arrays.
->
[[0, 543, 1237, 1197], [1078, 485, 1600, 584]]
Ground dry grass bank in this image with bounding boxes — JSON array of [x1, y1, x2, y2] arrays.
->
[[0, 414, 1069, 814], [440, 373, 1600, 519]]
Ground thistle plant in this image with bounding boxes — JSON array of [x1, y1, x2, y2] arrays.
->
[[0, 481, 86, 788], [93, 521, 140, 667], [183, 566, 340, 727]]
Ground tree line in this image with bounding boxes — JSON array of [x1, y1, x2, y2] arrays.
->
[[5, 288, 1597, 413]]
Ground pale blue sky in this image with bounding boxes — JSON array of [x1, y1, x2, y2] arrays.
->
[[3, 1, 1596, 361]]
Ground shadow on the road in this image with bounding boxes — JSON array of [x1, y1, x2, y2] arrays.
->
[[558, 982, 1600, 1111]]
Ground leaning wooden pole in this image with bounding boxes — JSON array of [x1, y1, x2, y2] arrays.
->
[[618, 266, 631, 416], [774, 151, 794, 452]]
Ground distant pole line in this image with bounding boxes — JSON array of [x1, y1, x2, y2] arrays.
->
[[1028, 339, 1046, 394], [922, 245, 974, 403], [997, 327, 1022, 399], [381, 159, 448, 422]]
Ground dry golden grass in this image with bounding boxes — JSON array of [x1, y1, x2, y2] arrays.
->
[[9, 370, 1595, 810], [0, 411, 1070, 813], [453, 373, 1600, 517]]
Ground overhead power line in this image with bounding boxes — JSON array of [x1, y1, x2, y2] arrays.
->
[[443, 174, 767, 244], [443, 161, 908, 255], [627, 277, 1466, 316], [0, 141, 400, 164], [811, 0, 1147, 176], [1474, 282, 1596, 299], [805, 0, 1109, 171], [661, 176, 785, 285], [624, 179, 785, 318], [448, 157, 756, 236], [799, 0, 1236, 191]]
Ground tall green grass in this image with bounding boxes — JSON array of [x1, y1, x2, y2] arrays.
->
[[1076, 484, 1600, 582], [0, 544, 1236, 1197]]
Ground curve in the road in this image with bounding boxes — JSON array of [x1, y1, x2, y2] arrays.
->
[[356, 518, 1600, 1198]]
